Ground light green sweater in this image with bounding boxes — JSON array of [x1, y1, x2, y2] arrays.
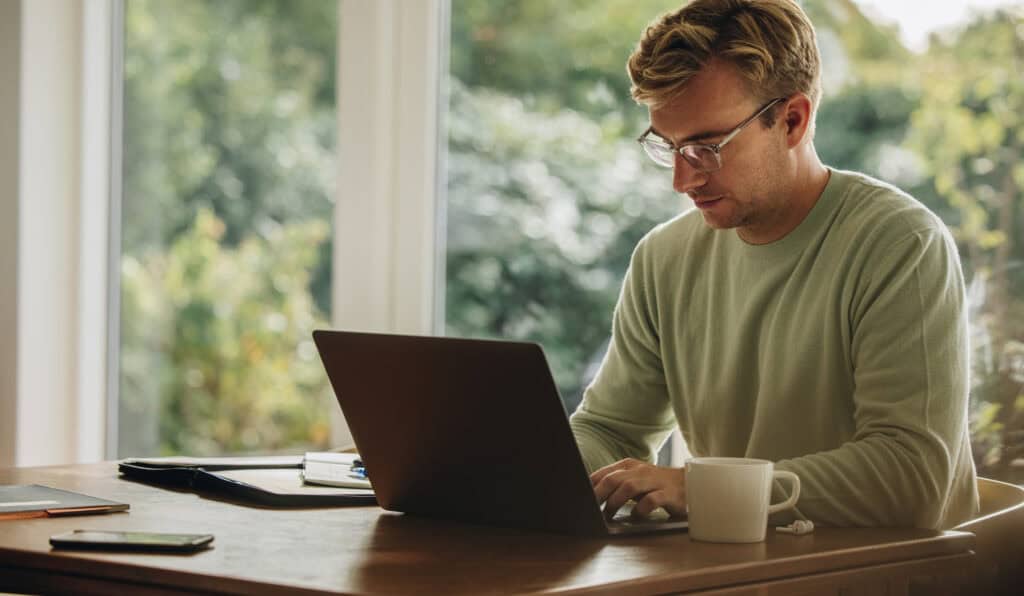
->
[[570, 169, 979, 530]]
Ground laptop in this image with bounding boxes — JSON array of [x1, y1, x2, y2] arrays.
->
[[312, 329, 688, 536]]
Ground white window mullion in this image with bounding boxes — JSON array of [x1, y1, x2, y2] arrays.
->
[[336, 0, 397, 336], [333, 0, 445, 446], [392, 0, 447, 333], [105, 0, 125, 460], [335, 0, 444, 335], [79, 0, 114, 463]]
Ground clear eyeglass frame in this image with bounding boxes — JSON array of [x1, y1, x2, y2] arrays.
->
[[637, 97, 786, 172]]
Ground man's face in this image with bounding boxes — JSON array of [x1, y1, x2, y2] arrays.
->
[[648, 60, 790, 238]]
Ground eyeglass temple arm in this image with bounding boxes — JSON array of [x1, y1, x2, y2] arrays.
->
[[637, 125, 654, 143], [716, 97, 785, 150]]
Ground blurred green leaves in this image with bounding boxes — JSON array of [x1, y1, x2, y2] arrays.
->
[[904, 7, 1024, 480], [122, 0, 336, 253], [445, 78, 676, 410], [120, 0, 337, 456], [122, 0, 1024, 482], [120, 209, 331, 455]]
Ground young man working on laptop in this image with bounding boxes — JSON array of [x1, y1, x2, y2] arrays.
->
[[569, 0, 979, 530]]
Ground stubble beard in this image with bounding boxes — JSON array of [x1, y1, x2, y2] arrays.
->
[[724, 160, 788, 238], [693, 191, 760, 232]]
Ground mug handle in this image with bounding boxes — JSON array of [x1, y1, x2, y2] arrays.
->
[[767, 470, 801, 515]]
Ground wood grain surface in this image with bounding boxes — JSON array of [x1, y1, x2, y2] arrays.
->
[[0, 463, 975, 595]]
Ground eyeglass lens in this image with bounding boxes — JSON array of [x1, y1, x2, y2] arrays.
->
[[641, 140, 720, 172]]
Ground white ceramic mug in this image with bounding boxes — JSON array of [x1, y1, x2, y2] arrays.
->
[[685, 457, 800, 543]]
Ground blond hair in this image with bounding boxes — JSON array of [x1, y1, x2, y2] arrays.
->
[[627, 0, 821, 115]]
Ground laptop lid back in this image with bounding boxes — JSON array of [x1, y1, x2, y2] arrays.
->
[[312, 330, 609, 535]]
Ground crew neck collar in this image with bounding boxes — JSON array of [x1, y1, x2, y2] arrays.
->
[[728, 168, 849, 259]]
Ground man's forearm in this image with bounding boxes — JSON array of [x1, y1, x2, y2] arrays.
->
[[774, 428, 968, 529], [570, 406, 673, 473]]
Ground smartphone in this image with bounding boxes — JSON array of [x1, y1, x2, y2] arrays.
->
[[50, 530, 214, 553]]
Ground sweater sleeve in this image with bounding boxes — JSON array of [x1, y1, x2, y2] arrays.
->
[[569, 237, 678, 473], [774, 226, 974, 529]]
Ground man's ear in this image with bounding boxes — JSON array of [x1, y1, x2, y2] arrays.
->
[[782, 94, 813, 149]]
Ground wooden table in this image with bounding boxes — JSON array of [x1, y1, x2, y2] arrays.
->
[[0, 463, 974, 595]]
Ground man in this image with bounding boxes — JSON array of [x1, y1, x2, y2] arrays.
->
[[569, 0, 979, 529]]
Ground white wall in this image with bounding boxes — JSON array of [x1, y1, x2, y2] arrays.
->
[[16, 0, 84, 466], [4, 0, 110, 467], [0, 0, 22, 468]]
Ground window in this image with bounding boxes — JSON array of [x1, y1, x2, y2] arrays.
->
[[117, 0, 338, 456], [444, 0, 1024, 482], [107, 0, 1023, 485]]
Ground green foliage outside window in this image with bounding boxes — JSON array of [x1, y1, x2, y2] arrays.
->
[[906, 11, 1024, 481], [120, 0, 337, 455], [122, 0, 1024, 484], [120, 210, 332, 454], [446, 0, 1024, 482]]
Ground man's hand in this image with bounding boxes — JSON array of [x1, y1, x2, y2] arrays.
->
[[590, 458, 687, 520]]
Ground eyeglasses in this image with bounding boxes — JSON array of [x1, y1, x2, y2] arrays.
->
[[637, 97, 785, 172]]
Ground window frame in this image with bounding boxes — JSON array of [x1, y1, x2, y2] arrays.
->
[[102, 0, 448, 455], [329, 0, 448, 446]]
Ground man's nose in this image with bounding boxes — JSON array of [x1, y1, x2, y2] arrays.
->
[[672, 154, 708, 195]]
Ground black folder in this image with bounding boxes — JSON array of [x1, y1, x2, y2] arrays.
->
[[119, 456, 376, 507]]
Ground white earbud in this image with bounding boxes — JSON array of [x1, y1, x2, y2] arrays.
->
[[775, 519, 814, 535]]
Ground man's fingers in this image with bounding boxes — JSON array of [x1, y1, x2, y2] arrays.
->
[[603, 482, 648, 521], [589, 458, 641, 486], [590, 460, 688, 521], [593, 464, 688, 521], [631, 489, 687, 519], [592, 468, 628, 503], [598, 472, 660, 520], [630, 490, 668, 518], [592, 464, 654, 504]]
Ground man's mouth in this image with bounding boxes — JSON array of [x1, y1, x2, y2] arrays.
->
[[693, 196, 723, 209]]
